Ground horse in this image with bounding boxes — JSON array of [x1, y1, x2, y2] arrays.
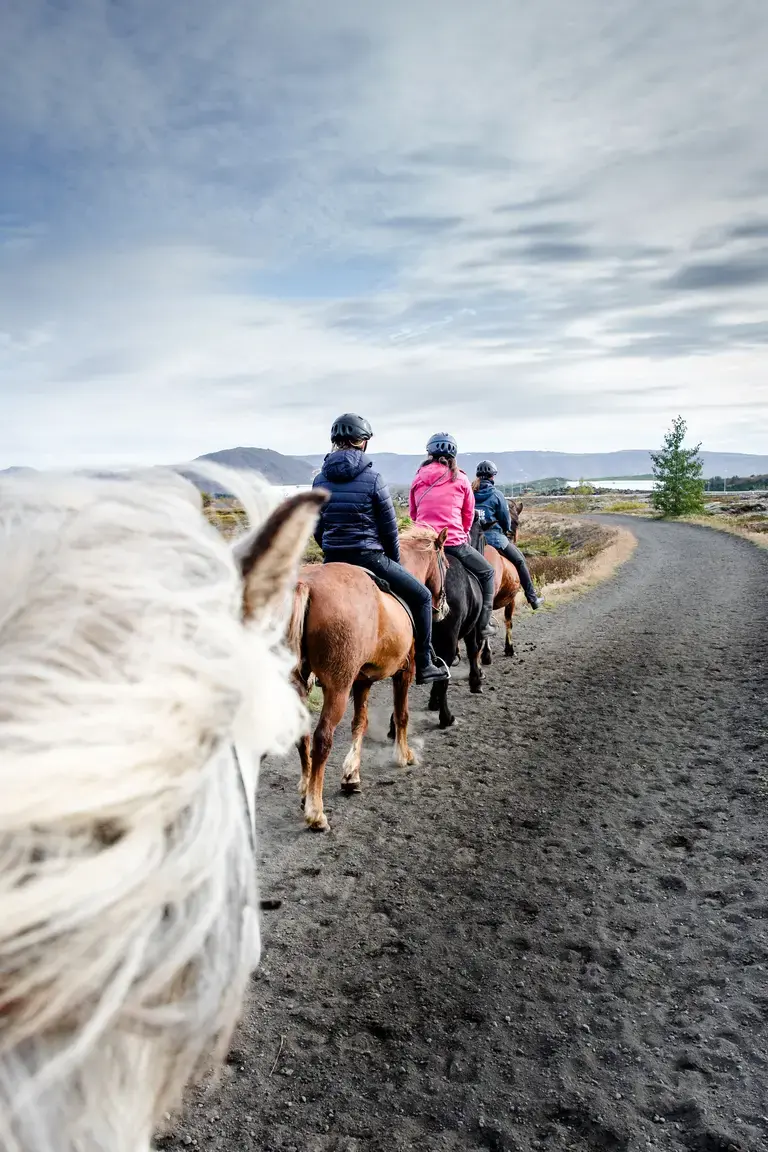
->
[[0, 465, 324, 1152], [398, 516, 485, 729], [288, 528, 448, 832], [480, 498, 524, 665]]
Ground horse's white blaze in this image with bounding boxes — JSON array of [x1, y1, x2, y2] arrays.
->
[[0, 466, 318, 1152]]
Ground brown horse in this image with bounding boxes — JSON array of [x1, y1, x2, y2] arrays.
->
[[288, 528, 448, 831], [481, 499, 525, 666]]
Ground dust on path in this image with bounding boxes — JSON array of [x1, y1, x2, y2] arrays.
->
[[171, 515, 768, 1152]]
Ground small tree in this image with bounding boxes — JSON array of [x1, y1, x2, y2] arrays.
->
[[651, 416, 705, 517]]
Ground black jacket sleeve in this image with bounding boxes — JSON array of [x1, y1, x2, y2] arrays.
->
[[311, 472, 327, 550], [372, 475, 401, 562]]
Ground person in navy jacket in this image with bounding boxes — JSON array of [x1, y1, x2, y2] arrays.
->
[[312, 413, 449, 684], [473, 460, 543, 609]]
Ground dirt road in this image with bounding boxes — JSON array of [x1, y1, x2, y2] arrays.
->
[[173, 517, 768, 1152]]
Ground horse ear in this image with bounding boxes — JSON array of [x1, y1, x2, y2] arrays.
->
[[435, 527, 449, 549], [516, 501, 524, 514], [236, 490, 328, 621]]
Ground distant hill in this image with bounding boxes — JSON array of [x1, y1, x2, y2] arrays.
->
[[302, 450, 768, 485], [180, 446, 315, 490]]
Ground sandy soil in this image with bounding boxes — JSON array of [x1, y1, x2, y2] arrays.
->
[[163, 515, 768, 1152]]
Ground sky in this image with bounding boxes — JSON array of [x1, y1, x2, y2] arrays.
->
[[1, 0, 767, 469]]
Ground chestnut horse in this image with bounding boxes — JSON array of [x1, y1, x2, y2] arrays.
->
[[481, 499, 525, 666], [289, 528, 448, 831]]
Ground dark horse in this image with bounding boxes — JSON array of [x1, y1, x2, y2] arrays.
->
[[398, 514, 487, 729]]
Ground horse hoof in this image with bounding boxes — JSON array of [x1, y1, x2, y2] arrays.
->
[[439, 715, 456, 729], [340, 779, 361, 794], [470, 684, 483, 695], [306, 815, 330, 832], [481, 652, 492, 667], [504, 645, 515, 658]]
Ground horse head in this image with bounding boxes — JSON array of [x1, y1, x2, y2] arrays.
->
[[0, 467, 324, 1152], [508, 499, 524, 542], [400, 526, 449, 621]]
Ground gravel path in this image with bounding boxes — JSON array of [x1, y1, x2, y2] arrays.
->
[[171, 516, 768, 1152]]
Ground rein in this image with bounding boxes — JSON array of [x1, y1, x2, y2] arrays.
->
[[434, 546, 448, 617]]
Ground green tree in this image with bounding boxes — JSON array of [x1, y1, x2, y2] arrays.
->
[[651, 416, 705, 517]]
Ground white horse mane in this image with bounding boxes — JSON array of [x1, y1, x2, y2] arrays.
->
[[0, 464, 310, 1152]]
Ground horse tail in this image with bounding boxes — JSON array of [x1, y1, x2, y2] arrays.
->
[[288, 580, 310, 667]]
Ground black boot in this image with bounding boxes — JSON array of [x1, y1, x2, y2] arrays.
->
[[478, 612, 497, 639], [416, 648, 450, 685]]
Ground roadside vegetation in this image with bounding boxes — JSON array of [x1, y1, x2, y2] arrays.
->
[[650, 415, 706, 517]]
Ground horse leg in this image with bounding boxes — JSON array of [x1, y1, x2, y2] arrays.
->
[[392, 668, 416, 767], [481, 636, 493, 666], [504, 601, 515, 657], [297, 732, 312, 806], [341, 680, 371, 793], [293, 673, 312, 805], [431, 679, 454, 728], [388, 712, 396, 740], [304, 685, 349, 832], [467, 628, 483, 694]]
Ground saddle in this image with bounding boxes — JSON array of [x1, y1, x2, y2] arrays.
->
[[362, 571, 415, 631]]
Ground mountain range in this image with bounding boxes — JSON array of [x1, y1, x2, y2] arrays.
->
[[5, 447, 768, 488], [186, 446, 768, 487]]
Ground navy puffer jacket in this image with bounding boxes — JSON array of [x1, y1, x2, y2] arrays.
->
[[473, 479, 512, 550], [312, 449, 401, 562]]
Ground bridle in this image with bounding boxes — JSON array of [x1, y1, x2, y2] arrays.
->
[[433, 545, 448, 618]]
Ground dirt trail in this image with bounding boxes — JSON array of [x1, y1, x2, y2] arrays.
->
[[172, 517, 768, 1152]]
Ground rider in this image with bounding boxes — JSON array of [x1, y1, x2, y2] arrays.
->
[[473, 460, 544, 610], [409, 434, 497, 639], [312, 414, 450, 685]]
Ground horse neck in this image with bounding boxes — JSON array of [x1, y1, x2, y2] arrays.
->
[[400, 541, 432, 584]]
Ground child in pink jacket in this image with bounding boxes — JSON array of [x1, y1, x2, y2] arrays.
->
[[409, 433, 497, 638]]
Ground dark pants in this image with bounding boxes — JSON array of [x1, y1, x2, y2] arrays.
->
[[444, 543, 495, 620], [497, 539, 537, 603], [324, 550, 433, 658]]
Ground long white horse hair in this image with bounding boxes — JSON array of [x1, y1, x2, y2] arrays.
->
[[0, 464, 315, 1152]]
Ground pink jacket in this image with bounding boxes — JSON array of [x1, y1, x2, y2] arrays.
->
[[409, 462, 475, 546]]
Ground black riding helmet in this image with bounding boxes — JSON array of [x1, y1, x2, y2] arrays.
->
[[426, 432, 458, 459], [331, 413, 373, 443], [476, 459, 498, 478]]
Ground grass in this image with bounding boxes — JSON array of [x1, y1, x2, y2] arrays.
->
[[602, 499, 649, 514], [539, 497, 594, 514], [679, 513, 768, 550], [516, 514, 616, 590], [527, 555, 582, 585]]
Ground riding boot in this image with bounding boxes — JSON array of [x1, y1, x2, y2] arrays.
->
[[477, 578, 497, 639], [502, 541, 541, 608], [412, 588, 450, 683], [415, 646, 450, 685]]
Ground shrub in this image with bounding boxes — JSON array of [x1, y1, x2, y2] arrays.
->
[[528, 555, 582, 585], [604, 500, 647, 513]]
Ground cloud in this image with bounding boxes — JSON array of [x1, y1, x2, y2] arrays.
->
[[664, 254, 768, 291], [1, 0, 768, 467]]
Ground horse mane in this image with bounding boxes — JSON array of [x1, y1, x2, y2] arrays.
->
[[399, 525, 440, 552], [0, 465, 307, 1151]]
